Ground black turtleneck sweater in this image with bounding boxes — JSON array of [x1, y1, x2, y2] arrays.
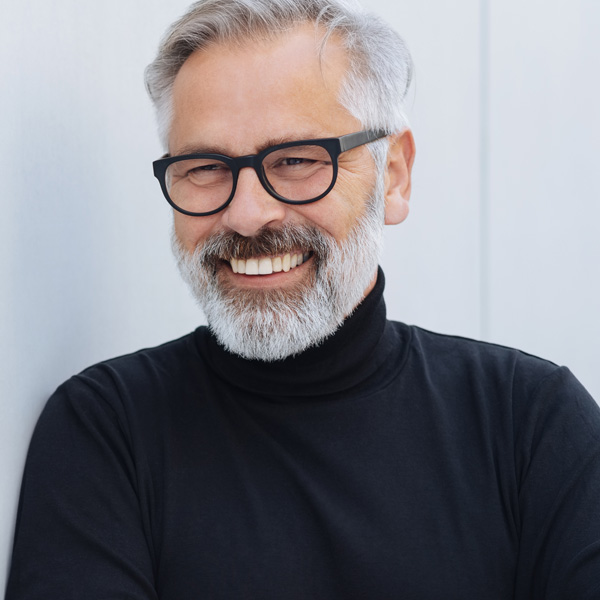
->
[[7, 272, 600, 599]]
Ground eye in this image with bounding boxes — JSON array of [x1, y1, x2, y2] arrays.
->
[[166, 158, 233, 192], [265, 144, 332, 173], [188, 162, 227, 174], [278, 156, 316, 167]]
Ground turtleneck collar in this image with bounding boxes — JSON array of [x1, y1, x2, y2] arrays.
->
[[194, 268, 407, 401]]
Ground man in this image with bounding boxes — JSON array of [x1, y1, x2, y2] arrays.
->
[[6, 0, 600, 598]]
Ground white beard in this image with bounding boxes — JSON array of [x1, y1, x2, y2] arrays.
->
[[172, 191, 384, 362]]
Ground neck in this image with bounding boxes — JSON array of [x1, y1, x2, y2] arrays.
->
[[194, 268, 402, 401]]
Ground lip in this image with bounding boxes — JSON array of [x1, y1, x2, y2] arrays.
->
[[231, 251, 310, 275], [220, 254, 314, 288]]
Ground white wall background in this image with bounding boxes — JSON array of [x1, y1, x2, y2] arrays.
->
[[1, 0, 599, 590]]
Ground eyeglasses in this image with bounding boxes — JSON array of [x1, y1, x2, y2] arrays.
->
[[152, 129, 387, 217]]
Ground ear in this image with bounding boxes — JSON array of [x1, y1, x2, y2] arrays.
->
[[383, 129, 416, 225]]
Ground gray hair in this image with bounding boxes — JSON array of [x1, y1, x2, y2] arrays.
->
[[144, 0, 413, 163]]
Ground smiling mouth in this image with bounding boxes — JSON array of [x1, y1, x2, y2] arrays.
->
[[229, 252, 311, 275]]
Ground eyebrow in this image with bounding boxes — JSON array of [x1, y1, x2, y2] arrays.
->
[[171, 132, 331, 158]]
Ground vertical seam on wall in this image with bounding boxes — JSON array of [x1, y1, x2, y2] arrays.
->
[[480, 0, 491, 340]]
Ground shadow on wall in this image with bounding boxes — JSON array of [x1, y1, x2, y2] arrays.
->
[[8, 83, 114, 389], [2, 76, 117, 586]]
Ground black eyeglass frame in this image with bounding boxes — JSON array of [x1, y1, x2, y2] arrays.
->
[[152, 128, 387, 217]]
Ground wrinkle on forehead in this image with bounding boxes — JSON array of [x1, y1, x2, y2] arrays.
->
[[169, 24, 357, 156], [194, 22, 348, 86], [178, 26, 348, 96]]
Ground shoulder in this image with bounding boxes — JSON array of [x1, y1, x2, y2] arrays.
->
[[67, 327, 207, 395], [41, 328, 210, 434], [390, 321, 600, 476], [80, 327, 203, 381], [396, 322, 561, 388], [389, 322, 598, 423]]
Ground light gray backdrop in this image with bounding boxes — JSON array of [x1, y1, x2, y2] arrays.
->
[[1, 0, 599, 589]]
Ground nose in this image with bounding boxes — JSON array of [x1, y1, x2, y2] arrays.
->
[[220, 166, 287, 237]]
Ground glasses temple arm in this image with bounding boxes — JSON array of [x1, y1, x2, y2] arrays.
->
[[338, 129, 388, 153]]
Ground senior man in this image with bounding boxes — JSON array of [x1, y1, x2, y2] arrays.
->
[[7, 0, 600, 598]]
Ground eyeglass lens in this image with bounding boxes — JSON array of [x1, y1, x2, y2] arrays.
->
[[165, 144, 333, 214]]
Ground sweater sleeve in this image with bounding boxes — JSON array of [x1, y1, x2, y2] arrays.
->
[[5, 375, 158, 600], [513, 366, 600, 600]]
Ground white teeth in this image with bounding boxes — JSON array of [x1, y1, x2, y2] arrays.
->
[[229, 252, 309, 276], [258, 257, 273, 274], [282, 254, 291, 272], [245, 258, 259, 275]]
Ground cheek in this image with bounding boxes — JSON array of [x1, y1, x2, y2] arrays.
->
[[292, 200, 360, 243], [173, 212, 220, 252], [297, 175, 373, 241]]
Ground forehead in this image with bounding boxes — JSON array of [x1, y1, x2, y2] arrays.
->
[[168, 25, 360, 155]]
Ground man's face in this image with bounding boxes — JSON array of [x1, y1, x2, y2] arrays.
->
[[168, 26, 412, 360]]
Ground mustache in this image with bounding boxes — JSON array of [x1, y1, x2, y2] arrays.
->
[[195, 224, 333, 266]]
